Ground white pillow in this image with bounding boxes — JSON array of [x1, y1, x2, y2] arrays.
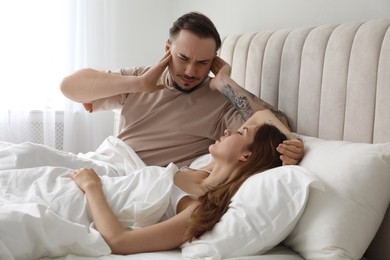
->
[[181, 158, 322, 259], [284, 135, 390, 260]]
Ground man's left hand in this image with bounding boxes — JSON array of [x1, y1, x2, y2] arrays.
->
[[276, 139, 304, 165]]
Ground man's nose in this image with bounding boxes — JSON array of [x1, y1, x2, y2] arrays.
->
[[185, 63, 196, 77]]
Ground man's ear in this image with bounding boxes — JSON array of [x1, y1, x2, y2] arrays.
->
[[165, 39, 171, 52]]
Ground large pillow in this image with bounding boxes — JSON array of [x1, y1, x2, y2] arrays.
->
[[284, 135, 390, 260], [181, 158, 322, 260]]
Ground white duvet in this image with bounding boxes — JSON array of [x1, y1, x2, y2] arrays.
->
[[0, 137, 177, 260]]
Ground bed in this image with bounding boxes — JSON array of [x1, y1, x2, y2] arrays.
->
[[1, 18, 389, 260]]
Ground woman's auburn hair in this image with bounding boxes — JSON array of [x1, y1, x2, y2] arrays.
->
[[185, 123, 287, 241]]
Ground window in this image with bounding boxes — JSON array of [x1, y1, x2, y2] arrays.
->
[[0, 0, 71, 110]]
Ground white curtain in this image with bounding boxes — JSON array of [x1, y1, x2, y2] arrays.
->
[[0, 0, 115, 153]]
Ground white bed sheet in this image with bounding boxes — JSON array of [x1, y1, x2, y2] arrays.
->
[[0, 137, 177, 260], [38, 246, 304, 260]]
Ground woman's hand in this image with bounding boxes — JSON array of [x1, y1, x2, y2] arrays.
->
[[276, 139, 305, 165], [70, 168, 101, 192], [139, 51, 172, 93]]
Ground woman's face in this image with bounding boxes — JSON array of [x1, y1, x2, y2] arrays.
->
[[209, 124, 258, 163], [166, 29, 216, 92]]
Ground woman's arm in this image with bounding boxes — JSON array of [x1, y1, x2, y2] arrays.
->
[[71, 168, 195, 254], [111, 205, 196, 254], [60, 51, 171, 103]]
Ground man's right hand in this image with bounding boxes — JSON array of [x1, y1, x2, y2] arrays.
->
[[60, 51, 171, 104], [139, 51, 172, 93]]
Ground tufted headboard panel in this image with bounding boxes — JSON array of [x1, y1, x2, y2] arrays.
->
[[219, 18, 390, 260], [220, 18, 390, 144]]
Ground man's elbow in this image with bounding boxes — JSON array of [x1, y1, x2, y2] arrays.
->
[[60, 76, 72, 97], [60, 69, 89, 103]]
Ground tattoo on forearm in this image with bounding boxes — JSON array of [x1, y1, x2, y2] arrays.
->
[[222, 84, 253, 120], [222, 83, 289, 126]]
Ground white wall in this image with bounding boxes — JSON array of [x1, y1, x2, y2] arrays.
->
[[172, 0, 390, 37], [107, 0, 389, 67], [103, 0, 174, 69]]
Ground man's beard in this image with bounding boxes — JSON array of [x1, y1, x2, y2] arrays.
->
[[167, 67, 207, 93], [168, 66, 208, 94], [171, 76, 208, 93]]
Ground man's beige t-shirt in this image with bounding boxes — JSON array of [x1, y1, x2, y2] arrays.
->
[[89, 67, 243, 167]]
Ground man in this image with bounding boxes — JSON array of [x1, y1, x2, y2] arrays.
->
[[61, 12, 303, 168]]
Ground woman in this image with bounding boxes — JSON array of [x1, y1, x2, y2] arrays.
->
[[71, 109, 291, 254]]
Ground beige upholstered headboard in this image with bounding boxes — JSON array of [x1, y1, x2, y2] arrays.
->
[[219, 18, 390, 260]]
